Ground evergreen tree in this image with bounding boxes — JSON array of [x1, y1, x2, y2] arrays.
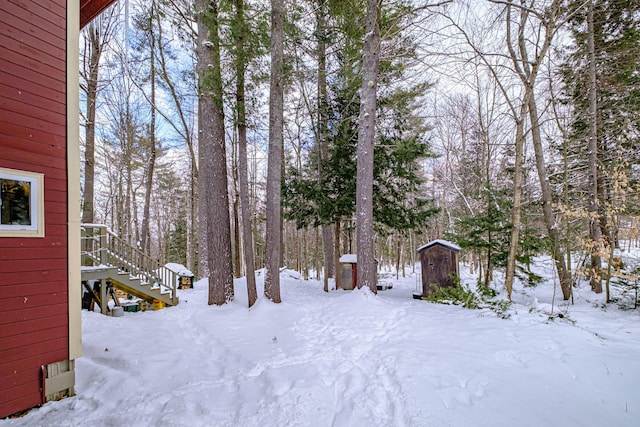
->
[[283, 0, 437, 247], [374, 82, 437, 234], [227, 0, 268, 307], [167, 212, 188, 266], [195, 0, 234, 305], [560, 0, 640, 293], [561, 0, 640, 239], [284, 80, 436, 240], [452, 186, 512, 288]]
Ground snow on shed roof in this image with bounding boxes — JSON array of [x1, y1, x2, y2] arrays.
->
[[165, 263, 194, 276], [339, 254, 358, 264], [417, 239, 461, 253]]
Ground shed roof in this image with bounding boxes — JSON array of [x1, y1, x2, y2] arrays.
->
[[165, 263, 194, 277], [339, 254, 358, 264], [417, 239, 461, 253]]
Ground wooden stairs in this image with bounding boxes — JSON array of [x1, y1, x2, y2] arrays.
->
[[81, 224, 178, 314]]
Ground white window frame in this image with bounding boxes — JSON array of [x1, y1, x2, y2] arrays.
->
[[0, 167, 45, 237]]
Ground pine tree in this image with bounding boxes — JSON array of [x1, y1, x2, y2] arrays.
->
[[283, 1, 437, 264], [264, 0, 285, 303], [560, 0, 640, 292], [195, 0, 234, 305], [374, 83, 437, 234]]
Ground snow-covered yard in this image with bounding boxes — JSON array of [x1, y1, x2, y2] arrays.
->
[[2, 259, 639, 426]]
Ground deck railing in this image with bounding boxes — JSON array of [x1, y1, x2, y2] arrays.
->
[[81, 224, 178, 305]]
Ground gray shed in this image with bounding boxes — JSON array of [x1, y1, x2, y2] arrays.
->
[[417, 240, 461, 297], [338, 254, 378, 290], [339, 254, 358, 290]]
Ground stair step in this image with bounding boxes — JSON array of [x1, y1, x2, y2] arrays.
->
[[80, 226, 178, 307]]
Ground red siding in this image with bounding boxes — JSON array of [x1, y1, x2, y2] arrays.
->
[[0, 0, 68, 418]]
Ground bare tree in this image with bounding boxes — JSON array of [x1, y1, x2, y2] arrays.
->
[[80, 9, 118, 225], [99, 61, 146, 245], [154, 0, 199, 274], [438, 0, 566, 299], [139, 0, 158, 255], [504, 0, 572, 300]]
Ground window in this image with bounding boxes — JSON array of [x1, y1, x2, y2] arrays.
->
[[0, 167, 44, 237]]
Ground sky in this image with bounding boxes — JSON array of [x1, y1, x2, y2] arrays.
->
[[1, 256, 639, 427]]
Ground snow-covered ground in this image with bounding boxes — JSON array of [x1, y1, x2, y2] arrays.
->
[[2, 259, 639, 427]]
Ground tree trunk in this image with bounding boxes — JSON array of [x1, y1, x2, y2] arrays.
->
[[334, 220, 341, 290], [141, 4, 156, 255], [153, 3, 199, 273], [395, 233, 401, 280], [302, 227, 308, 280], [355, 0, 381, 294], [196, 0, 234, 305], [232, 191, 241, 277], [563, 126, 572, 293], [124, 109, 135, 243], [234, 0, 258, 307], [504, 103, 526, 300], [503, 0, 560, 299], [187, 169, 197, 275], [264, 0, 284, 303], [280, 140, 286, 270], [197, 100, 209, 280], [587, 1, 602, 293], [82, 23, 101, 226], [317, 2, 334, 292], [528, 95, 572, 300], [485, 229, 492, 288]]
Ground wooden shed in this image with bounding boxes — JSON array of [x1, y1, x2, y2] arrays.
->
[[416, 240, 461, 298], [0, 0, 117, 418]]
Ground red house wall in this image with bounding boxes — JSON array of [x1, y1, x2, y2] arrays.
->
[[0, 0, 69, 418]]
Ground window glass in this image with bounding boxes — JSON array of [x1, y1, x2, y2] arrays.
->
[[0, 168, 44, 237], [1, 179, 32, 225]]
